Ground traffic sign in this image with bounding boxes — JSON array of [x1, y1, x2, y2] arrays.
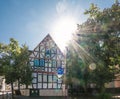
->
[[57, 67, 64, 78], [57, 67, 64, 75]]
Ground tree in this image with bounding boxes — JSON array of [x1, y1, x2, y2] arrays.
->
[[0, 38, 32, 98], [16, 45, 32, 89], [76, 1, 120, 92], [0, 38, 21, 99], [66, 40, 92, 93], [66, 1, 120, 94]]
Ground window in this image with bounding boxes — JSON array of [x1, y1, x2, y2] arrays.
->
[[53, 83, 57, 88], [46, 49, 51, 55], [58, 84, 61, 88], [52, 60, 56, 67], [34, 59, 45, 66], [43, 74, 47, 82], [45, 62, 48, 67], [48, 62, 52, 67], [48, 75, 52, 82], [32, 78, 37, 83], [33, 84, 37, 88], [34, 59, 39, 66], [53, 76, 57, 82], [38, 74, 42, 82], [48, 83, 52, 88], [38, 83, 42, 88], [43, 83, 47, 88], [39, 59, 45, 66], [45, 68, 48, 72], [46, 49, 51, 59], [48, 68, 51, 72], [32, 73, 37, 77]]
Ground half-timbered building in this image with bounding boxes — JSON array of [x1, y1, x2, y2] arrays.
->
[[29, 34, 67, 96]]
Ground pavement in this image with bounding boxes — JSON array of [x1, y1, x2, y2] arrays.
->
[[0, 95, 68, 99], [16, 96, 68, 99], [1, 94, 120, 99]]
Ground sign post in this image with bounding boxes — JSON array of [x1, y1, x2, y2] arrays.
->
[[56, 67, 64, 96]]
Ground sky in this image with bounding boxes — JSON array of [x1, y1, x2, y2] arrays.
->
[[0, 0, 118, 51]]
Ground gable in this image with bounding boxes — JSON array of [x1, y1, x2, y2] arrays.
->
[[30, 34, 64, 58], [29, 34, 65, 71]]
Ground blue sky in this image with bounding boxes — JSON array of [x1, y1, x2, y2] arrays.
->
[[0, 0, 117, 50]]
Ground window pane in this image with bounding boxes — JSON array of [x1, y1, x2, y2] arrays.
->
[[48, 83, 52, 88], [53, 83, 57, 88], [52, 68, 55, 72], [49, 62, 52, 67], [46, 49, 51, 56], [32, 73, 37, 77], [42, 67, 45, 71], [49, 68, 51, 72], [45, 62, 48, 67], [40, 59, 45, 66], [52, 60, 56, 67], [53, 76, 57, 82], [34, 59, 39, 66], [38, 75, 42, 82], [58, 84, 61, 88], [43, 83, 47, 88], [48, 75, 52, 82], [45, 68, 47, 72], [43, 74, 47, 82], [46, 49, 51, 59], [33, 84, 37, 88], [38, 83, 42, 88], [32, 78, 37, 83]]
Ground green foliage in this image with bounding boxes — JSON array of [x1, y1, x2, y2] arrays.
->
[[20, 65, 32, 88], [0, 38, 32, 89], [67, 1, 120, 93], [15, 44, 32, 88], [82, 1, 120, 91], [96, 93, 112, 99], [84, 3, 100, 19], [66, 42, 91, 91], [18, 45, 32, 88]]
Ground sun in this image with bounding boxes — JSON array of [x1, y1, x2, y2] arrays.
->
[[51, 16, 77, 51]]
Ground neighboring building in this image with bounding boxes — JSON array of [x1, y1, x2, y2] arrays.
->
[[0, 76, 5, 92], [29, 34, 67, 96]]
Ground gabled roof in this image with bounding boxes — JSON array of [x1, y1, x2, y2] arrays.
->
[[32, 34, 64, 56]]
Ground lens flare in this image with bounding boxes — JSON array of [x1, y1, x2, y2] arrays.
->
[[51, 16, 77, 51]]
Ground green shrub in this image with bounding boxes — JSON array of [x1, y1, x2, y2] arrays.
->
[[97, 93, 112, 99]]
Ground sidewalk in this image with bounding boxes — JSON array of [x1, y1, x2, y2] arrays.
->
[[0, 95, 68, 99], [1, 94, 120, 99], [18, 96, 68, 99]]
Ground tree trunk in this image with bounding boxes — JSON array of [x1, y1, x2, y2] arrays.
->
[[84, 80, 88, 93], [26, 84, 28, 89], [11, 82, 14, 99], [99, 84, 105, 93], [18, 79, 20, 90]]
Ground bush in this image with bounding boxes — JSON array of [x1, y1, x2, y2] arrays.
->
[[96, 93, 112, 99]]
